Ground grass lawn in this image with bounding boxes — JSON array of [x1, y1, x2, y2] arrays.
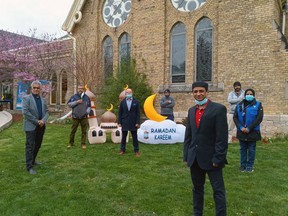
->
[[0, 122, 287, 216]]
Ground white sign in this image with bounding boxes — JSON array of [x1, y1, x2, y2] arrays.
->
[[138, 120, 186, 144]]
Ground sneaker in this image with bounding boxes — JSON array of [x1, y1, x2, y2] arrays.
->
[[240, 167, 246, 172], [119, 151, 125, 155], [246, 167, 254, 173], [135, 151, 141, 157], [82, 144, 87, 149]]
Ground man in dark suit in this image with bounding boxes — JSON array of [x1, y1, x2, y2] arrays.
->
[[184, 81, 228, 216], [22, 80, 49, 175], [118, 88, 141, 156]]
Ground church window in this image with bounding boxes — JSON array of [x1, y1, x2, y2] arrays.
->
[[170, 22, 186, 83], [195, 17, 213, 81], [103, 36, 113, 79]]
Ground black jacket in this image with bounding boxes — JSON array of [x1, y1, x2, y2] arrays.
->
[[184, 101, 228, 170]]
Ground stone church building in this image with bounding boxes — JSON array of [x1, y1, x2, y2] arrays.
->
[[62, 0, 288, 136]]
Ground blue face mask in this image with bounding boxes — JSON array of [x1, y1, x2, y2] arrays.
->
[[195, 98, 208, 106], [126, 94, 133, 99], [245, 95, 254, 101]]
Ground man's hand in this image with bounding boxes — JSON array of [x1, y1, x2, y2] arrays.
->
[[135, 124, 140, 128], [213, 163, 219, 168], [77, 99, 83, 104], [38, 120, 45, 128]]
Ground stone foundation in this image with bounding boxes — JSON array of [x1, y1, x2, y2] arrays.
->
[[174, 112, 288, 138]]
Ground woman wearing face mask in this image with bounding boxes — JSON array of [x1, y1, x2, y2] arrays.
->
[[233, 89, 264, 173]]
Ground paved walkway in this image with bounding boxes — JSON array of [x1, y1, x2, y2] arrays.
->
[[0, 111, 13, 132]]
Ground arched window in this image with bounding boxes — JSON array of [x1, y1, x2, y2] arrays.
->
[[195, 17, 213, 81], [119, 33, 131, 66], [170, 22, 186, 83], [61, 71, 67, 104], [102, 36, 113, 80], [50, 72, 57, 104]]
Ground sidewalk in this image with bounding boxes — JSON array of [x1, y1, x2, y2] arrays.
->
[[0, 111, 13, 132]]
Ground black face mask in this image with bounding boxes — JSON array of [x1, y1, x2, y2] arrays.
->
[[235, 88, 241, 92]]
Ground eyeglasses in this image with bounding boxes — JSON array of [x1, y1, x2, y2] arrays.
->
[[33, 87, 40, 89]]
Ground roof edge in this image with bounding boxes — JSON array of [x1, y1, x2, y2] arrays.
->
[[62, 0, 87, 34]]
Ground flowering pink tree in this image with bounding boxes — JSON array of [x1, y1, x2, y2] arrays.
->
[[0, 29, 73, 94]]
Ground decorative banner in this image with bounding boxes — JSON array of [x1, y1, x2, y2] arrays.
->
[[16, 80, 50, 110], [138, 120, 186, 144], [16, 82, 27, 110]]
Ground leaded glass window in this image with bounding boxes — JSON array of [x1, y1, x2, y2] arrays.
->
[[171, 23, 186, 83], [102, 36, 113, 79], [119, 33, 131, 66], [195, 17, 213, 81]]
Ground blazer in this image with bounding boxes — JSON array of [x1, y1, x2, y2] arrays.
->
[[22, 94, 49, 131], [118, 98, 140, 131], [184, 101, 228, 170]]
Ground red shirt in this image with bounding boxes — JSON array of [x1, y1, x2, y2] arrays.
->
[[195, 100, 210, 128]]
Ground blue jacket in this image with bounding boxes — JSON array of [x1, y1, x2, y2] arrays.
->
[[233, 99, 263, 141], [118, 98, 140, 131]]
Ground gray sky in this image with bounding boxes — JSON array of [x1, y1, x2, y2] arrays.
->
[[0, 0, 74, 37]]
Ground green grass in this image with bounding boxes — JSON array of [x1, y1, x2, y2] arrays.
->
[[0, 123, 287, 216]]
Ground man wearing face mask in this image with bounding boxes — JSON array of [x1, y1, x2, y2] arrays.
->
[[227, 81, 245, 143], [233, 88, 263, 173], [184, 81, 228, 216], [118, 88, 141, 156]]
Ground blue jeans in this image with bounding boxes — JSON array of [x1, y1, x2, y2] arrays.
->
[[239, 141, 256, 169]]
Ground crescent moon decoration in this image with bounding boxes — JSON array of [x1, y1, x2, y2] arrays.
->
[[144, 94, 167, 122], [107, 103, 114, 111], [84, 84, 89, 91], [124, 84, 129, 90]]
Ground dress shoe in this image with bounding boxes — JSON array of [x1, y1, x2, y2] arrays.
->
[[67, 144, 74, 148], [135, 151, 141, 157], [28, 168, 37, 175], [82, 144, 87, 149], [33, 161, 42, 165], [119, 151, 125, 155]]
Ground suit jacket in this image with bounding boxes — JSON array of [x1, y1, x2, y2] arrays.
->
[[22, 94, 49, 131], [184, 101, 228, 170], [118, 98, 140, 131]]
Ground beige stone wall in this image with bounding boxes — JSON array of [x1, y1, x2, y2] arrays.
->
[[69, 0, 288, 136]]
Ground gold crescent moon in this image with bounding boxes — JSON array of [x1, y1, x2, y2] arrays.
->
[[107, 104, 113, 111], [84, 84, 89, 91], [124, 84, 129, 90], [144, 94, 167, 122]]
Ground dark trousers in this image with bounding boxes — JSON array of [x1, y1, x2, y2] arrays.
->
[[190, 160, 226, 216], [25, 125, 46, 171], [162, 114, 174, 121], [121, 130, 139, 152], [69, 118, 88, 145]]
